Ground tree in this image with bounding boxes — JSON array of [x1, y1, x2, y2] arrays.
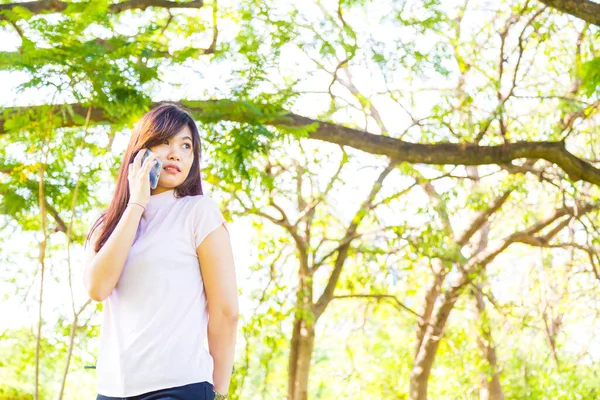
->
[[1, 0, 599, 399]]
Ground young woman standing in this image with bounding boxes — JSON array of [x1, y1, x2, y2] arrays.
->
[[83, 103, 238, 400]]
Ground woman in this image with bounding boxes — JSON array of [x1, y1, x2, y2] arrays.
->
[[83, 103, 238, 400]]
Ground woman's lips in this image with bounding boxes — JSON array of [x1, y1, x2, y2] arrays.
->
[[164, 167, 179, 174]]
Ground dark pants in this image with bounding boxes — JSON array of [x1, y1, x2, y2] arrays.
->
[[96, 381, 215, 400]]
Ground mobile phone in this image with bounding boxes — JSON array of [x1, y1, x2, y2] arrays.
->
[[141, 149, 162, 189]]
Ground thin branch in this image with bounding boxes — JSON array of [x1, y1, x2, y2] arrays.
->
[[328, 58, 350, 102], [34, 105, 53, 400], [456, 190, 512, 247], [295, 145, 348, 229], [232, 192, 308, 259], [313, 160, 397, 318], [333, 294, 423, 320], [205, 0, 218, 54], [465, 202, 598, 273]]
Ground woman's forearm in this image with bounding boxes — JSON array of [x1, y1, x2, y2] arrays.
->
[[208, 311, 238, 394], [83, 205, 144, 301]]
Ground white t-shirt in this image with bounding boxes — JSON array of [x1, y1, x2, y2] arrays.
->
[[91, 189, 227, 397]]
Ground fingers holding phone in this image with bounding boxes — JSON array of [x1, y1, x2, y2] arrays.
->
[[142, 149, 162, 189], [128, 149, 158, 207]]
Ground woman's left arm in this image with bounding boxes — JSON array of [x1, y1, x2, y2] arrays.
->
[[198, 223, 239, 396]]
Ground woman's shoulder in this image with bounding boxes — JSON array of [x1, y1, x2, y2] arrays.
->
[[180, 194, 221, 218], [188, 194, 227, 247], [185, 193, 220, 207]]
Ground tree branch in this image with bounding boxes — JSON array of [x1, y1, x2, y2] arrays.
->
[[333, 294, 423, 320], [537, 0, 600, 26], [465, 202, 598, 274], [313, 161, 397, 319], [0, 171, 69, 234], [411, 201, 598, 393], [3, 100, 600, 186], [44, 200, 68, 233], [0, 0, 204, 21], [0, 36, 215, 66], [455, 190, 513, 247]]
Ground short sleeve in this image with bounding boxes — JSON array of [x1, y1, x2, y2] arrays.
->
[[193, 196, 228, 249]]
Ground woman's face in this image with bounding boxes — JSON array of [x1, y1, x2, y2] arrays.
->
[[148, 125, 195, 195]]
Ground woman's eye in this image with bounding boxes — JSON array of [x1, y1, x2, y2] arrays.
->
[[161, 140, 190, 149]]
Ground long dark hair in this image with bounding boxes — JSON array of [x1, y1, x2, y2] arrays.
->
[[86, 103, 203, 252]]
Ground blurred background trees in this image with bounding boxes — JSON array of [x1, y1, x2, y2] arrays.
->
[[0, 0, 599, 399]]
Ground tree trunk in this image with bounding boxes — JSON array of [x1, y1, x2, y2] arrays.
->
[[34, 238, 46, 400], [288, 316, 316, 400], [414, 263, 445, 358], [35, 134, 50, 400], [473, 287, 504, 400], [287, 267, 316, 400], [468, 168, 504, 400], [410, 290, 461, 400]]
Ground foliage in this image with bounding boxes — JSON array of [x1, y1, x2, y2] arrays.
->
[[1, 0, 599, 399]]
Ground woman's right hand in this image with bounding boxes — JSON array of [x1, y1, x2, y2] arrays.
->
[[128, 149, 158, 207]]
